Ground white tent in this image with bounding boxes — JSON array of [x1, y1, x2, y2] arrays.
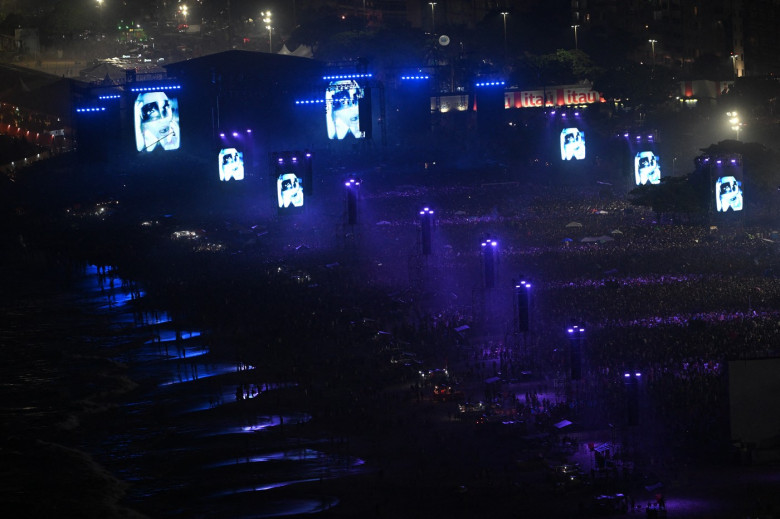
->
[[278, 44, 314, 58]]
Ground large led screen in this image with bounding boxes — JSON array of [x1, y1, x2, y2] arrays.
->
[[560, 127, 585, 161], [134, 91, 180, 152], [715, 176, 743, 212], [277, 173, 304, 211], [219, 148, 244, 181], [326, 80, 364, 140], [635, 151, 661, 185]]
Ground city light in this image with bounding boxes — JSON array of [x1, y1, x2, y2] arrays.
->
[[263, 11, 273, 53], [727, 111, 742, 140], [501, 12, 509, 58], [571, 24, 580, 50], [648, 39, 657, 66]]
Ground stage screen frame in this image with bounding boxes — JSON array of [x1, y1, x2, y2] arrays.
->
[[634, 151, 661, 185], [133, 91, 181, 152], [715, 175, 743, 212], [326, 79, 365, 140], [277, 172, 304, 212], [560, 127, 586, 161], [218, 148, 244, 181]]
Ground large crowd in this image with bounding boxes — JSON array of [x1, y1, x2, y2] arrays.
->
[[4, 151, 780, 517]]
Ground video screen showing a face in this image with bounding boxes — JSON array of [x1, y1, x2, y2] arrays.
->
[[560, 127, 586, 161], [219, 148, 244, 181], [134, 91, 180, 152], [326, 80, 364, 140], [635, 151, 661, 185], [715, 175, 743, 212], [277, 173, 304, 210]]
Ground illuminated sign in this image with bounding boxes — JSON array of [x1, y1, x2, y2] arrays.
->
[[505, 85, 603, 109]]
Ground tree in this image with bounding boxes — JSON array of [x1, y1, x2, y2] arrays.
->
[[629, 175, 708, 222], [517, 49, 601, 88]]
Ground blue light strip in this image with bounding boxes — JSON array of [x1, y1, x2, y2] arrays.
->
[[294, 99, 326, 105], [322, 73, 373, 80], [98, 94, 122, 100], [401, 75, 430, 80], [475, 81, 506, 87], [76, 107, 107, 113], [129, 85, 182, 92]]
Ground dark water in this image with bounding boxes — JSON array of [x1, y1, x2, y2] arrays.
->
[[0, 258, 366, 518]]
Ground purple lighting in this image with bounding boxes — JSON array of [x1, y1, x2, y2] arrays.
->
[[246, 129, 252, 133], [219, 133, 225, 138], [232, 132, 238, 137]]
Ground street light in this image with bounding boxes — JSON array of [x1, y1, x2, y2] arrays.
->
[[501, 12, 508, 59], [730, 53, 738, 78], [263, 11, 272, 53], [96, 0, 103, 27], [429, 2, 437, 34], [180, 4, 188, 25], [571, 24, 580, 50], [727, 111, 742, 140], [648, 39, 657, 66]]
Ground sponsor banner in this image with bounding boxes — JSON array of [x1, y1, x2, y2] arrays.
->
[[504, 85, 604, 109]]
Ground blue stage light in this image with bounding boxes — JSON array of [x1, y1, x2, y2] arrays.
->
[[76, 107, 107, 113], [129, 85, 182, 92], [323, 73, 373, 81], [475, 81, 506, 88], [98, 94, 121, 100]]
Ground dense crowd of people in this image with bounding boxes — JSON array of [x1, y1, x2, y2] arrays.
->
[[4, 150, 780, 517]]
